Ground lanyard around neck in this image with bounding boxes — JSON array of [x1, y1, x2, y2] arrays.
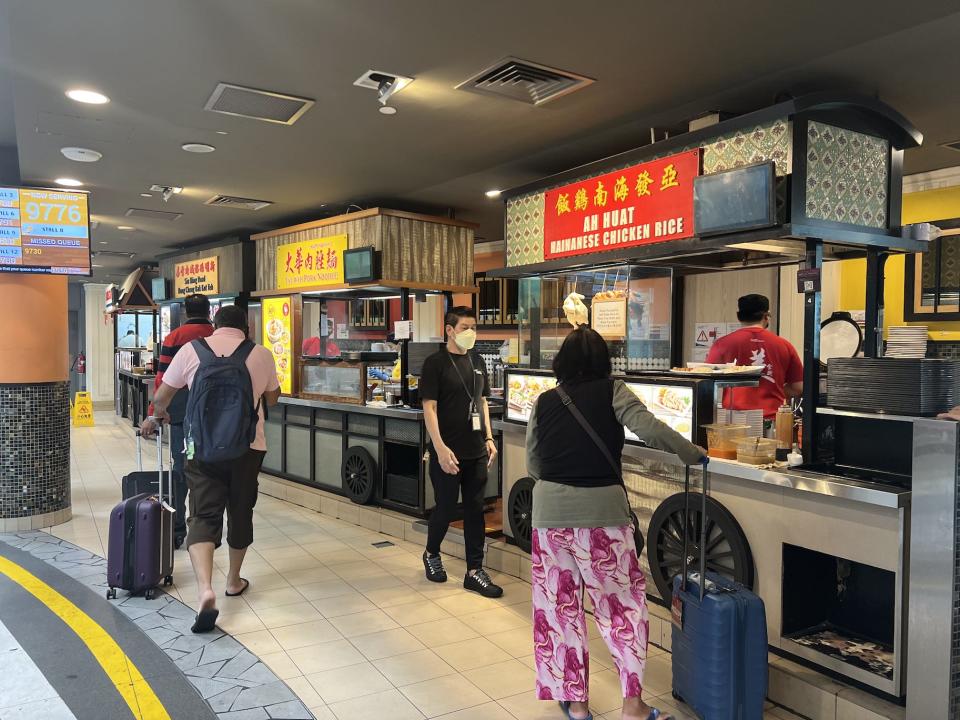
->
[[447, 351, 478, 406]]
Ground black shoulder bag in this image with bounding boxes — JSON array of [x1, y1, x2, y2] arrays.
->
[[554, 383, 644, 555]]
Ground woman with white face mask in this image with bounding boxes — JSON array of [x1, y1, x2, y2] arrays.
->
[[419, 306, 503, 599]]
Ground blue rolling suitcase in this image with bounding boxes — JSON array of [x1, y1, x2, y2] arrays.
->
[[670, 463, 767, 720]]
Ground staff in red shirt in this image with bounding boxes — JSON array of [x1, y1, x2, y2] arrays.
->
[[149, 294, 214, 547], [706, 294, 803, 419]]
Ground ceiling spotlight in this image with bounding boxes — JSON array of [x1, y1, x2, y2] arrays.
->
[[140, 192, 153, 198], [378, 105, 397, 115], [61, 147, 102, 163], [66, 88, 109, 104], [98, 241, 108, 245], [117, 225, 135, 231], [92, 264, 104, 268], [182, 142, 216, 153], [55, 178, 83, 187], [485, 189, 502, 198], [149, 184, 183, 202], [215, 130, 229, 135]]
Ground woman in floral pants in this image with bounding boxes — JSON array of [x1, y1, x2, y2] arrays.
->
[[526, 327, 705, 720]]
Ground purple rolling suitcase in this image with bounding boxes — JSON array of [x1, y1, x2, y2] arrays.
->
[[106, 423, 175, 600]]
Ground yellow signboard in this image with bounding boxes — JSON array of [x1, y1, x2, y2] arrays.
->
[[262, 296, 293, 394], [276, 234, 347, 290], [72, 391, 95, 427], [174, 256, 220, 297]]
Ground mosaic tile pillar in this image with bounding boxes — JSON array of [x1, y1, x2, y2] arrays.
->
[[0, 275, 71, 531], [0, 383, 72, 530]]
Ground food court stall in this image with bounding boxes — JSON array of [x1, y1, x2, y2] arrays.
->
[[108, 268, 158, 427], [251, 208, 496, 518], [153, 236, 257, 342], [487, 94, 960, 711]]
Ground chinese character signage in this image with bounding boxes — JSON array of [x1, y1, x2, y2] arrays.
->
[[173, 255, 220, 297], [262, 296, 293, 394], [543, 149, 700, 260], [276, 234, 347, 290]]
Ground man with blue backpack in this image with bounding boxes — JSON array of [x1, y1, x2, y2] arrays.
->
[[143, 305, 281, 633]]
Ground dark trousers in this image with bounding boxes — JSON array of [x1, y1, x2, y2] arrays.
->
[[170, 422, 188, 537], [426, 453, 487, 570], [184, 450, 265, 550]]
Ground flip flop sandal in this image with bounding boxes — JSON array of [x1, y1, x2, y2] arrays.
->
[[647, 709, 672, 720], [558, 701, 593, 720], [191, 607, 219, 634], [225, 578, 250, 597]]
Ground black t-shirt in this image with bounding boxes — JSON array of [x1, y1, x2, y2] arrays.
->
[[420, 348, 490, 460]]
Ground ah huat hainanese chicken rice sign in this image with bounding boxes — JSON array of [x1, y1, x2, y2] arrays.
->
[[543, 149, 700, 260], [276, 234, 347, 290]]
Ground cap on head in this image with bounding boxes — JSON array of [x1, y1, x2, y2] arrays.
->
[[737, 294, 770, 323]]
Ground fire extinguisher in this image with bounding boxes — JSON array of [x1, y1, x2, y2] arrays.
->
[[75, 351, 86, 375]]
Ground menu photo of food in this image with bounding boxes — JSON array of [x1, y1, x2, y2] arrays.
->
[[506, 374, 558, 423], [262, 297, 293, 394], [624, 382, 694, 442]]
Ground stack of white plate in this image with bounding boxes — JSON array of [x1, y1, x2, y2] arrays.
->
[[885, 326, 928, 358]]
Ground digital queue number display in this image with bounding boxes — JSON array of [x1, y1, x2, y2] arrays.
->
[[0, 186, 92, 275]]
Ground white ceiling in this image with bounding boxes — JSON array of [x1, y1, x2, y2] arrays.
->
[[1, 0, 959, 283]]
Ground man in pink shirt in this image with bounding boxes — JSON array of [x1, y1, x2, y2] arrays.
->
[[143, 305, 280, 632]]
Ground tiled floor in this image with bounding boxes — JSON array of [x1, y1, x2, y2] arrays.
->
[[50, 412, 810, 720]]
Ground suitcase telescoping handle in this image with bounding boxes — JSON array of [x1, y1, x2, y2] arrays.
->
[[681, 462, 710, 602], [139, 420, 175, 511]]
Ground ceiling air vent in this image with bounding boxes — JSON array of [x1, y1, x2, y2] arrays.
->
[[456, 57, 594, 106], [204, 83, 314, 125], [204, 194, 273, 211], [942, 139, 960, 153], [124, 208, 183, 221]]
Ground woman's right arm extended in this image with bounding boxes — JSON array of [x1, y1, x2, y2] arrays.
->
[[613, 380, 705, 465]]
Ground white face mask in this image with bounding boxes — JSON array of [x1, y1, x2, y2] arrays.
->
[[453, 328, 477, 351]]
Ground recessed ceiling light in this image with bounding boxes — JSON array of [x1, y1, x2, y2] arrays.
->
[[117, 225, 135, 231], [61, 147, 102, 163], [92, 264, 103, 267], [140, 192, 153, 198], [55, 178, 83, 187], [485, 189, 502, 198], [98, 241, 108, 245], [215, 130, 229, 135], [66, 88, 109, 104], [182, 142, 216, 153], [378, 105, 397, 115]]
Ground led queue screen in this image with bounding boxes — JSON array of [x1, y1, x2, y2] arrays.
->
[[0, 186, 92, 275]]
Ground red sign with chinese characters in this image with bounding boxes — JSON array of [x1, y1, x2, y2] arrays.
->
[[543, 149, 700, 260]]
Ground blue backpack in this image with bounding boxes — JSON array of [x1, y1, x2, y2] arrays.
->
[[185, 338, 260, 463]]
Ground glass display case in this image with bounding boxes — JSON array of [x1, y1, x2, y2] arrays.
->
[[516, 264, 673, 371], [301, 361, 365, 404]]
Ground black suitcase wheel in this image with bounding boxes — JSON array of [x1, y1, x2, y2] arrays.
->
[[647, 492, 754, 603], [507, 477, 535, 554], [163, 575, 173, 586], [342, 447, 377, 505], [106, 587, 117, 600], [144, 588, 155, 600]]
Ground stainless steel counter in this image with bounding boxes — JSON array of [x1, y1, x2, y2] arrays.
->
[[494, 418, 909, 509], [279, 395, 424, 419]]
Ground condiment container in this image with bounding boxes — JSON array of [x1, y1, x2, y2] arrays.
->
[[787, 444, 803, 467], [703, 423, 751, 460], [734, 437, 777, 465], [775, 403, 794, 461]]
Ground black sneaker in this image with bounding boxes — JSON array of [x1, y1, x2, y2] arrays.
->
[[423, 552, 447, 583], [463, 569, 503, 598]]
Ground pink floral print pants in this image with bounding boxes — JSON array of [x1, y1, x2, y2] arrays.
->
[[532, 525, 650, 701]]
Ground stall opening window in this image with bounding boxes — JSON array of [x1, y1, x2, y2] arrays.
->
[[906, 221, 960, 320], [301, 296, 391, 358], [116, 312, 154, 348], [516, 265, 673, 371]]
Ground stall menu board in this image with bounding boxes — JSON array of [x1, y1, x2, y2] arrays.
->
[[174, 256, 219, 297], [0, 186, 91, 275], [276, 234, 347, 290], [262, 296, 293, 394], [506, 373, 558, 423], [623, 381, 694, 442], [543, 149, 699, 261]]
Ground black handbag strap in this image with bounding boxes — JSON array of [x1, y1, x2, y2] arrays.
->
[[555, 383, 622, 484]]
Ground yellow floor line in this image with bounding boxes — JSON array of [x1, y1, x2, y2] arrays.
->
[[0, 555, 172, 720]]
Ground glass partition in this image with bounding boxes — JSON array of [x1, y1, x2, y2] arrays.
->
[[302, 297, 391, 358], [516, 265, 673, 371]]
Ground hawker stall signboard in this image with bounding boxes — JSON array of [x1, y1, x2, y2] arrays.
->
[[543, 149, 700, 260], [276, 234, 347, 290], [174, 256, 219, 297], [262, 296, 293, 394]]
